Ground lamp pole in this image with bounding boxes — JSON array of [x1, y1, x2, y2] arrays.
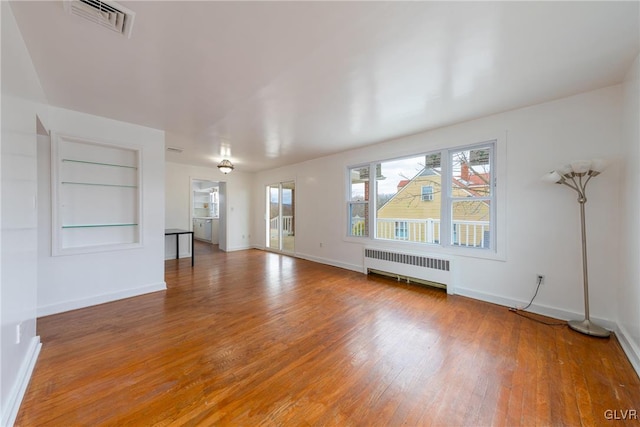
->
[[544, 161, 610, 338]]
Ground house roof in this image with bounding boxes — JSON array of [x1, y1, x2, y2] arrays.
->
[[397, 179, 410, 189]]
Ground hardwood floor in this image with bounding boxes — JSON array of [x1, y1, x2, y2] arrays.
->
[[16, 242, 640, 426]]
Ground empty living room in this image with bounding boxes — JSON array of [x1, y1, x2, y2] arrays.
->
[[2, 1, 639, 426]]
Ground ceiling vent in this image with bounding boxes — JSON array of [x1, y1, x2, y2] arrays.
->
[[63, 0, 135, 38]]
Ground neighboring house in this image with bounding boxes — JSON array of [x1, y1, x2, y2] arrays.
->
[[377, 165, 490, 247]]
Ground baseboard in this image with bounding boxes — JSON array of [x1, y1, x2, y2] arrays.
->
[[249, 247, 363, 274], [223, 245, 253, 252], [294, 252, 362, 273], [37, 282, 167, 317], [164, 254, 192, 260], [614, 323, 640, 379], [2, 336, 41, 427], [453, 286, 618, 331]]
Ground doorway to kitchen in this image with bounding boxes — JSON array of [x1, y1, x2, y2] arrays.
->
[[266, 181, 295, 254], [191, 179, 220, 246]]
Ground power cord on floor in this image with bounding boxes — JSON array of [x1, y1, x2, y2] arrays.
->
[[509, 276, 566, 326]]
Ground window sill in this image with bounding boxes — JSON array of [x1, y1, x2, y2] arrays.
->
[[343, 235, 506, 262]]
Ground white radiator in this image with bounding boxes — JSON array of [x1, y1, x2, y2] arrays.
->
[[363, 248, 453, 293]]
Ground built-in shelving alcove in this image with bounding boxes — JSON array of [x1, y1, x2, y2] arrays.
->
[[51, 133, 142, 255]]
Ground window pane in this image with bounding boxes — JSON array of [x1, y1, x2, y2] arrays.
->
[[268, 185, 280, 249], [282, 181, 295, 253], [348, 166, 370, 237], [349, 166, 369, 201], [376, 154, 442, 244], [421, 185, 434, 201], [451, 147, 491, 197], [451, 200, 491, 248], [394, 221, 408, 240], [349, 202, 368, 237]]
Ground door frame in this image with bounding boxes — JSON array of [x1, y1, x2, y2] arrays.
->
[[265, 180, 295, 254]]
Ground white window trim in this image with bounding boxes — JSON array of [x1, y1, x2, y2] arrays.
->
[[344, 132, 506, 262], [394, 220, 408, 240], [347, 164, 370, 238], [444, 142, 496, 251], [421, 185, 434, 202]]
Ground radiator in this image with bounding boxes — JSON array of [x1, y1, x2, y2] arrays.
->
[[363, 248, 453, 293]]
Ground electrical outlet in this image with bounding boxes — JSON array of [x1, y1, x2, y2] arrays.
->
[[16, 323, 22, 344], [537, 274, 545, 285]]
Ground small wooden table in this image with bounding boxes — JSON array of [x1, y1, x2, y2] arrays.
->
[[164, 229, 194, 266]]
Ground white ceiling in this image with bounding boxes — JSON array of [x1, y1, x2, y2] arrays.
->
[[9, 1, 640, 172]]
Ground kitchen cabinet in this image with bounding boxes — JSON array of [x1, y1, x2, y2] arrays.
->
[[193, 218, 219, 244], [193, 218, 212, 242]]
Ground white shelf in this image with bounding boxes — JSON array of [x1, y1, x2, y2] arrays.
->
[[193, 189, 219, 218], [52, 133, 142, 255]]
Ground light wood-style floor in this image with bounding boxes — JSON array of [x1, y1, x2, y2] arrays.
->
[[16, 242, 640, 426]]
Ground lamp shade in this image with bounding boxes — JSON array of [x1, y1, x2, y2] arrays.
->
[[570, 160, 592, 174], [558, 164, 573, 176], [590, 158, 607, 173], [217, 159, 234, 174], [542, 171, 563, 183]]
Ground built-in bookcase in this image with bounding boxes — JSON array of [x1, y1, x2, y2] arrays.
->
[[51, 133, 142, 255]]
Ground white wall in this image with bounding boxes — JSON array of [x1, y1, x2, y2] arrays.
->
[[0, 3, 47, 425], [252, 85, 623, 327], [618, 53, 640, 372], [36, 106, 166, 316], [165, 162, 252, 255]]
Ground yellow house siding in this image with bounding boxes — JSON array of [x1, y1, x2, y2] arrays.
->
[[378, 176, 443, 220], [376, 174, 490, 246]]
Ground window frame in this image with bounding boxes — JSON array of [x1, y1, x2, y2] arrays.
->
[[344, 136, 504, 260], [444, 143, 495, 250], [421, 185, 434, 202], [347, 164, 370, 238], [394, 221, 409, 240]]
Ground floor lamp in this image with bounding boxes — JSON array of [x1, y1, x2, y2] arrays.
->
[[543, 159, 610, 338]]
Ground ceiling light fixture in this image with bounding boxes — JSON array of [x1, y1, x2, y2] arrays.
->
[[217, 159, 234, 174]]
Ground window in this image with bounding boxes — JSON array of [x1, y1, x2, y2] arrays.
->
[[450, 146, 492, 248], [421, 185, 434, 201], [348, 166, 369, 237], [395, 221, 408, 240], [375, 153, 442, 244], [347, 141, 495, 250]]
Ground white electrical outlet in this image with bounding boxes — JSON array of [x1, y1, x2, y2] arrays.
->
[[16, 323, 22, 344]]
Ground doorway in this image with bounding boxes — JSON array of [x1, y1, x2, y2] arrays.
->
[[266, 181, 295, 253], [190, 179, 221, 247]]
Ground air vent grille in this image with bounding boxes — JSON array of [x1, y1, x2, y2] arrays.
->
[[363, 248, 453, 293], [166, 147, 184, 153], [64, 0, 135, 38], [364, 248, 450, 271]]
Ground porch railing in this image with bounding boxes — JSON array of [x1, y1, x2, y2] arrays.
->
[[351, 217, 489, 248], [269, 216, 294, 236]]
